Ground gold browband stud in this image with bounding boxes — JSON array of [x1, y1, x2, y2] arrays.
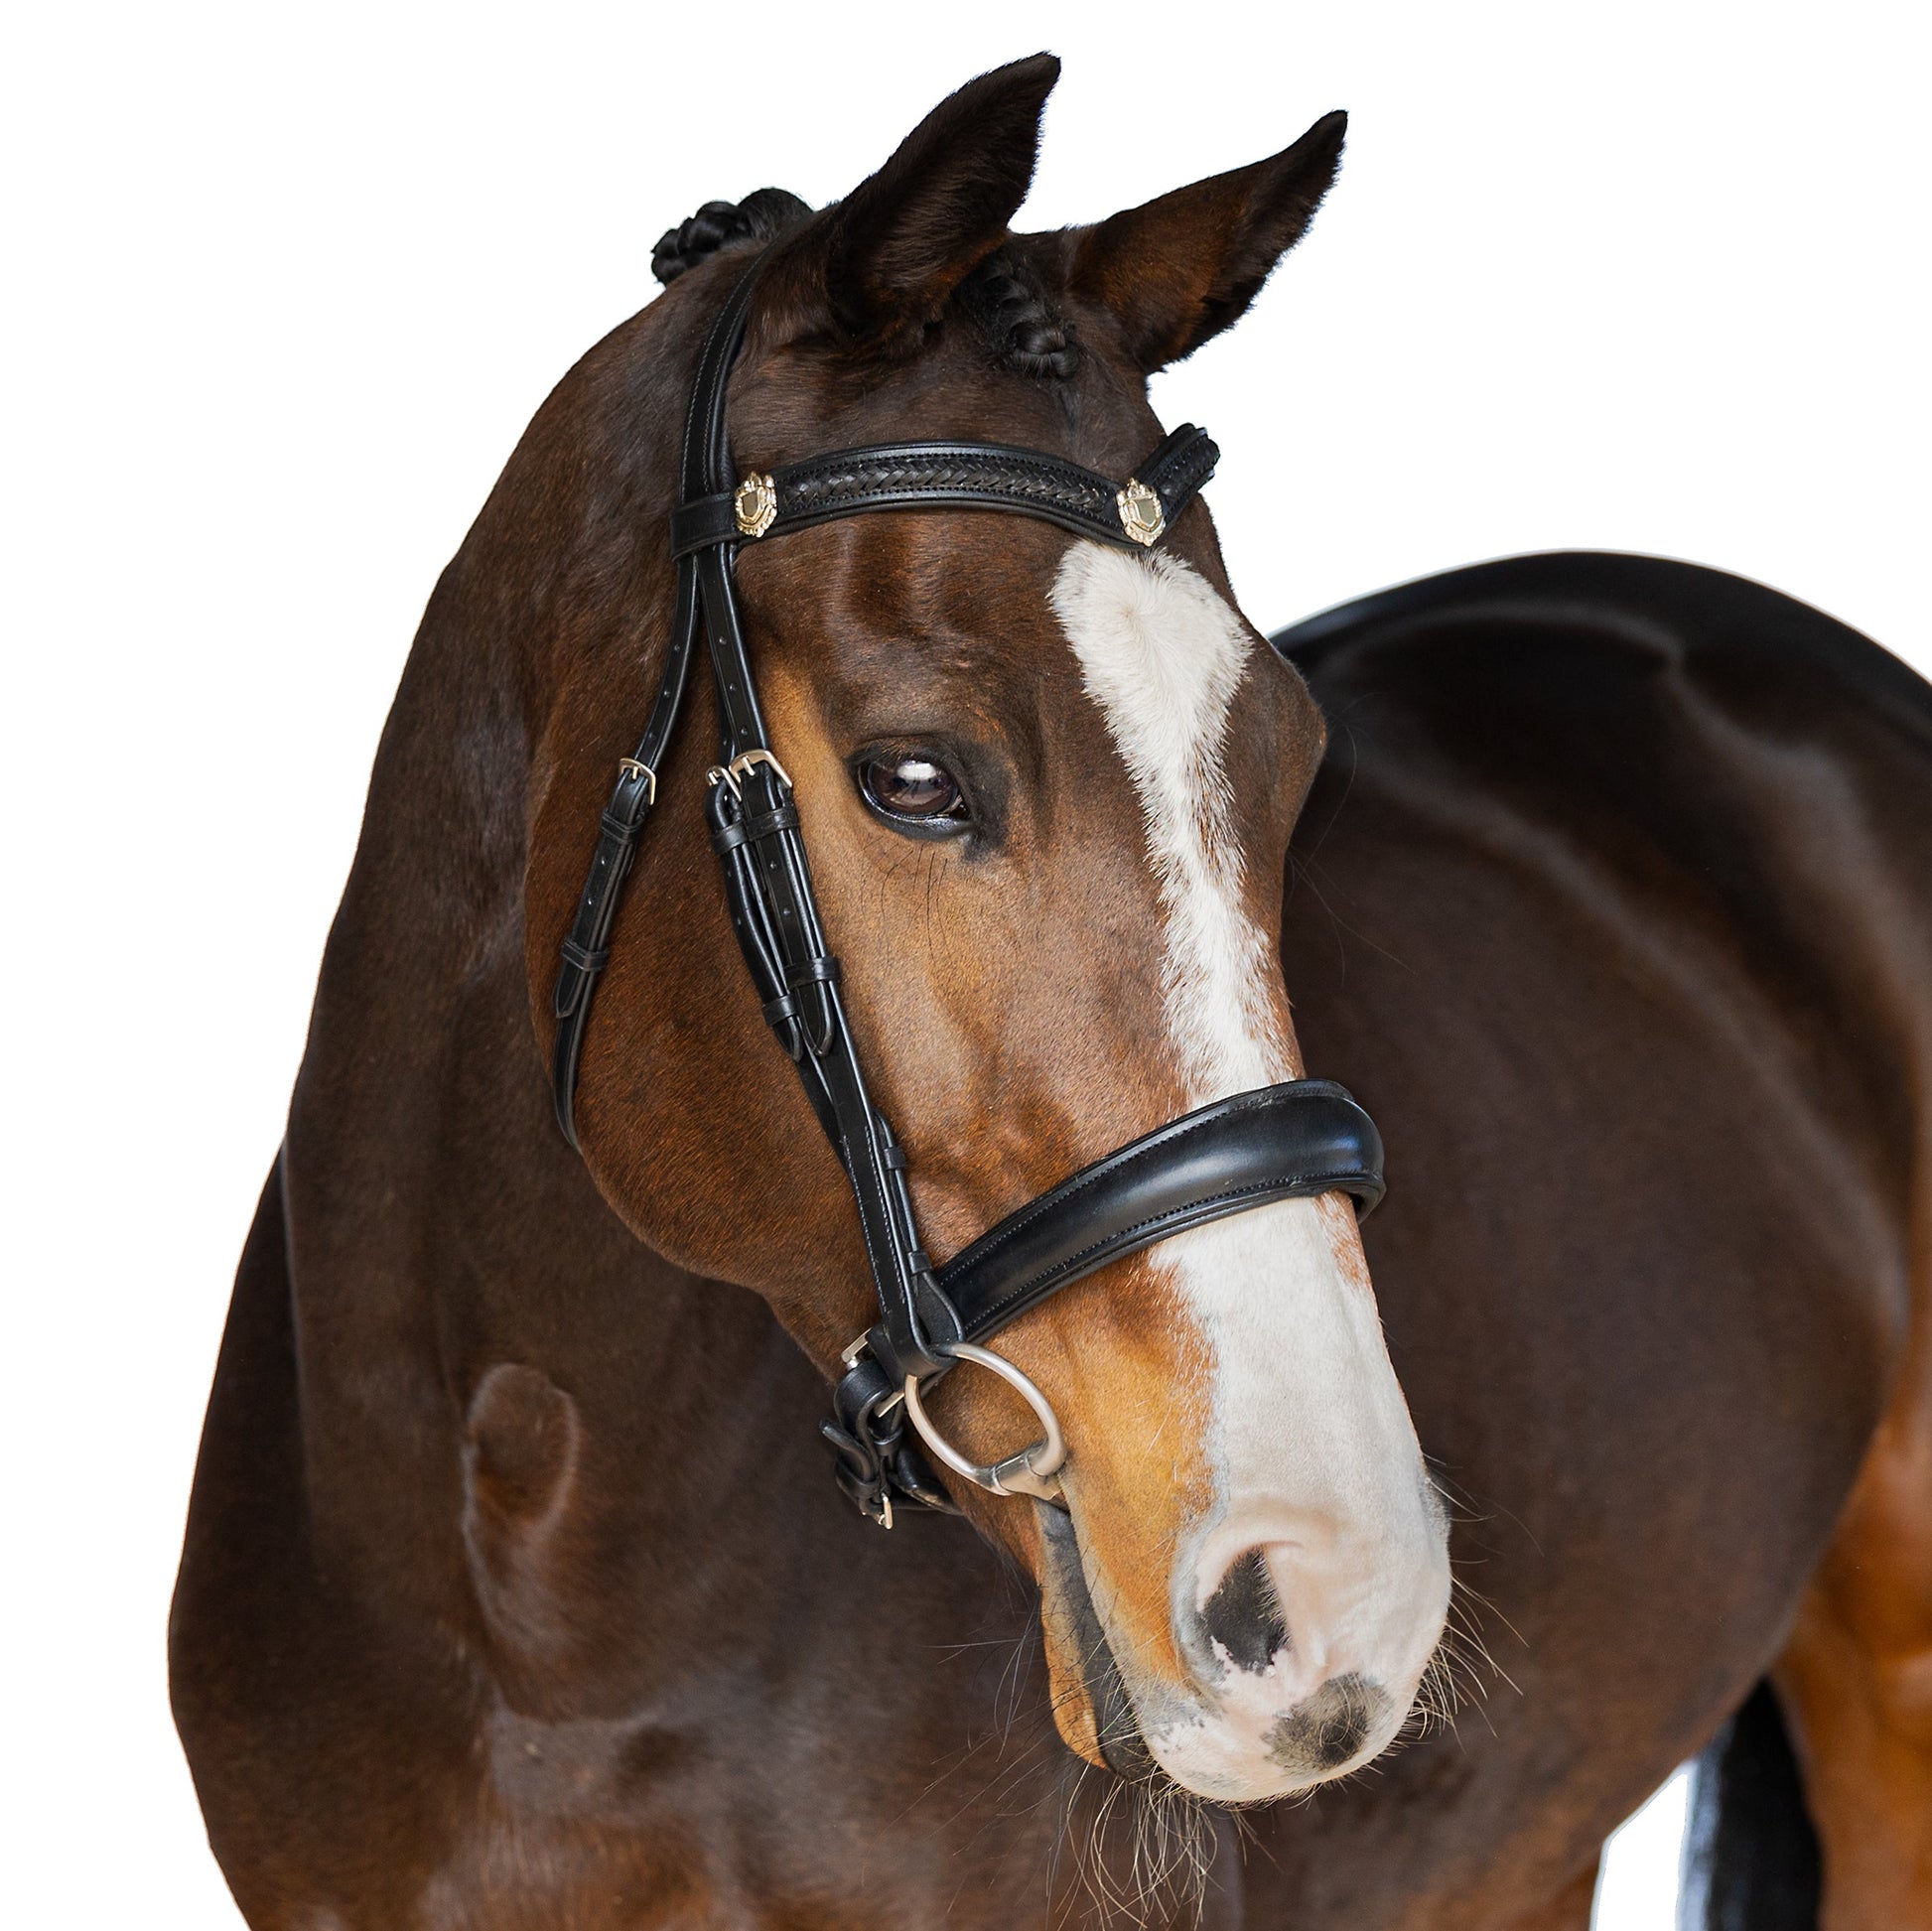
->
[[734, 473, 778, 538], [1115, 479, 1165, 546]]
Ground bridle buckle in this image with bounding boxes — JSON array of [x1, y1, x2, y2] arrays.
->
[[706, 747, 794, 800]]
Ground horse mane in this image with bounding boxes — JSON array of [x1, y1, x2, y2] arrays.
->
[[650, 188, 812, 285], [957, 247, 1081, 378], [652, 193, 1080, 378]]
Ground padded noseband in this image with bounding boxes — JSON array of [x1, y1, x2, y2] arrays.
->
[[553, 253, 1385, 1525]]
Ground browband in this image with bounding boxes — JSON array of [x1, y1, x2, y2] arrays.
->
[[553, 251, 1386, 1527], [669, 425, 1219, 558]]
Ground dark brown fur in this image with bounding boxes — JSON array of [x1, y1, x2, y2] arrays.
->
[[1273, 554, 1930, 1928], [172, 61, 1930, 1931]]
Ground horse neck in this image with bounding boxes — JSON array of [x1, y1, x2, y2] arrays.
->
[[277, 356, 834, 1686]]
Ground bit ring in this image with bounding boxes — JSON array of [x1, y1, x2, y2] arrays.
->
[[901, 1340, 1065, 1503]]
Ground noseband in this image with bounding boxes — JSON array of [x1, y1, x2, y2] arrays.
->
[[553, 256, 1385, 1527]]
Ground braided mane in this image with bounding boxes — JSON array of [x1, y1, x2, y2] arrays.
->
[[651, 189, 812, 286], [653, 199, 1078, 379], [959, 249, 1080, 378]]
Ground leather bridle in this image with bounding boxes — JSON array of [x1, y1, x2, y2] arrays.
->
[[553, 255, 1385, 1527]]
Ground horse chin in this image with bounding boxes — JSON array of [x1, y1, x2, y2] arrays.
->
[[1036, 1502, 1159, 1782]]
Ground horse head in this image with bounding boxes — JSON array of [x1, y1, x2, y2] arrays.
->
[[523, 55, 1449, 1804]]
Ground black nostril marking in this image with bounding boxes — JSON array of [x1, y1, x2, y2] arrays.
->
[[1199, 1548, 1290, 1674], [1267, 1673, 1383, 1774]]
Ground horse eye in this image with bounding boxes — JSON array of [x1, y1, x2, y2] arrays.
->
[[857, 753, 970, 828]]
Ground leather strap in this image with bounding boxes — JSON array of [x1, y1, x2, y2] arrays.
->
[[821, 1078, 1383, 1521], [940, 1080, 1383, 1342], [550, 261, 767, 1148], [680, 264, 960, 1401], [549, 556, 703, 1149], [670, 423, 1219, 558]]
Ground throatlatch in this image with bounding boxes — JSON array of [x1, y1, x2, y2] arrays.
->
[[553, 252, 1386, 1527]]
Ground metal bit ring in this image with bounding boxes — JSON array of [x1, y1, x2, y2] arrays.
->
[[901, 1341, 1066, 1503]]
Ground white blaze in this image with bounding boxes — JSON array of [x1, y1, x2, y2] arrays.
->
[[1049, 541, 1448, 1800], [1049, 544, 1293, 1102]]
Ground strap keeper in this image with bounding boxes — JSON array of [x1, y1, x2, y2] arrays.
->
[[560, 939, 610, 975], [744, 802, 802, 841], [1136, 422, 1219, 527], [669, 492, 739, 556]]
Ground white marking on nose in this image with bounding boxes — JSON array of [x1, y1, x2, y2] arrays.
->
[[1049, 541, 1448, 1798]]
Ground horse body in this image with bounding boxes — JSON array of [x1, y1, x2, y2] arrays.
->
[[172, 60, 1932, 1931], [1269, 554, 1931, 1927]]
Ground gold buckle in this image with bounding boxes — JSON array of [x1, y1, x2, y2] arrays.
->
[[617, 758, 656, 805]]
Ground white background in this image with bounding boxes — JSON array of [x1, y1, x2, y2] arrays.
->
[[4, 3, 1925, 1923]]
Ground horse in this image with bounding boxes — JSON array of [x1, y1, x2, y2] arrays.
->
[[169, 56, 1932, 1930]]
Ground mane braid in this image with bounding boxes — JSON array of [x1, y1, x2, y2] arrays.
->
[[651, 188, 813, 287], [959, 249, 1081, 378]]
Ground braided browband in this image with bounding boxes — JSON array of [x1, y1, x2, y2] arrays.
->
[[670, 423, 1219, 558]]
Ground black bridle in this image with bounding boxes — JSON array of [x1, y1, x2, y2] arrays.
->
[[553, 257, 1385, 1527]]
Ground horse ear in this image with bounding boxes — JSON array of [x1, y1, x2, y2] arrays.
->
[[759, 54, 1059, 345], [1068, 110, 1347, 372]]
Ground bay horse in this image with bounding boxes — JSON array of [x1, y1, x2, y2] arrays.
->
[[171, 56, 1932, 1931]]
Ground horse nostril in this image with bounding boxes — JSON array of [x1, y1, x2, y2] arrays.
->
[[1267, 1673, 1385, 1775], [1199, 1546, 1291, 1674]]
